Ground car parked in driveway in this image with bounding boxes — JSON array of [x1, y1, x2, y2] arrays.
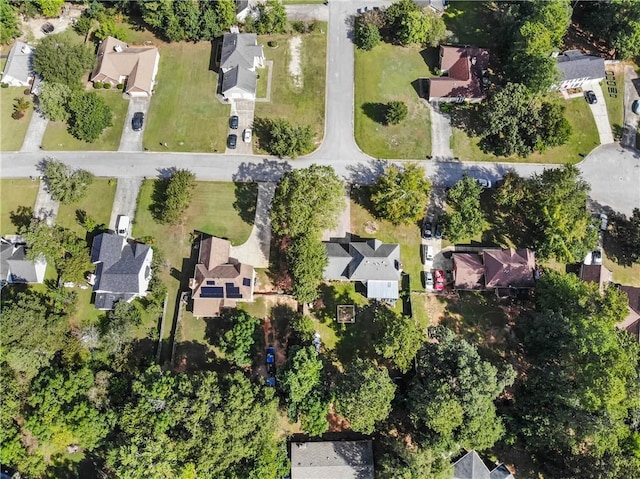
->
[[116, 215, 130, 237], [229, 115, 239, 129], [434, 223, 443, 240], [434, 269, 445, 291], [227, 134, 237, 149], [633, 100, 640, 115], [424, 271, 434, 290], [266, 347, 276, 386], [243, 128, 252, 143], [585, 90, 597, 104], [132, 112, 144, 131], [422, 244, 434, 264]]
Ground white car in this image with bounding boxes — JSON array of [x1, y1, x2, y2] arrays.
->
[[425, 271, 434, 290], [475, 178, 492, 188], [600, 213, 608, 231], [243, 128, 252, 143], [116, 215, 130, 237]]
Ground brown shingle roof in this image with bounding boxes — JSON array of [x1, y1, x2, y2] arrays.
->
[[618, 286, 640, 339], [453, 253, 485, 290], [428, 45, 489, 101], [483, 248, 535, 289]]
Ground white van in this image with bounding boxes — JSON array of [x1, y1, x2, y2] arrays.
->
[[116, 215, 130, 237], [422, 244, 434, 264]]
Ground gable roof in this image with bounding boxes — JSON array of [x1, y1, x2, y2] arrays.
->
[[453, 248, 536, 290], [556, 50, 606, 82], [221, 64, 257, 95], [324, 239, 401, 282], [579, 264, 612, 293], [290, 441, 374, 479], [0, 239, 45, 283], [454, 451, 514, 479], [618, 285, 640, 340], [90, 36, 159, 95], [453, 253, 485, 290], [2, 41, 35, 86], [429, 45, 490, 101], [220, 33, 264, 71]]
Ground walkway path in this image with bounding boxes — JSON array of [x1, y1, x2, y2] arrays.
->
[[33, 180, 59, 226], [230, 182, 276, 268], [20, 110, 48, 152], [108, 178, 142, 231]]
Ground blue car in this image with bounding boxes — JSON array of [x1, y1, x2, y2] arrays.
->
[[266, 347, 276, 386]]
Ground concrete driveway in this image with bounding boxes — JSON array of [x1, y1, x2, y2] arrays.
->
[[622, 65, 639, 148], [322, 186, 351, 242], [226, 100, 255, 155], [20, 110, 49, 152], [586, 82, 615, 145], [119, 98, 151, 152], [429, 102, 454, 160], [108, 178, 142, 233]]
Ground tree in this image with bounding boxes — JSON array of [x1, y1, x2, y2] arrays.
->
[[376, 435, 453, 479], [93, 17, 128, 41], [220, 310, 261, 366], [354, 17, 381, 51], [33, 34, 95, 87], [441, 175, 485, 243], [157, 169, 196, 225], [287, 233, 327, 303], [581, 1, 640, 60], [35, 0, 64, 17], [254, 0, 288, 35], [608, 208, 640, 266], [333, 358, 396, 434], [44, 159, 94, 204], [11, 96, 30, 119], [0, 0, 20, 44], [257, 117, 314, 158], [67, 92, 113, 142], [373, 306, 424, 373], [385, 101, 408, 125], [407, 327, 515, 452], [38, 82, 74, 121], [280, 346, 323, 410], [396, 8, 446, 46], [270, 165, 345, 239], [371, 163, 431, 225]]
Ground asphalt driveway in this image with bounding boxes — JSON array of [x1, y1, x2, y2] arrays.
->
[[119, 98, 151, 152]]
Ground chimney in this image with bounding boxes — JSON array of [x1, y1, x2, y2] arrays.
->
[[113, 44, 123, 53]]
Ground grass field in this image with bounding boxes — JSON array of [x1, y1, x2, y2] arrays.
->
[[254, 26, 327, 150], [354, 43, 432, 159], [0, 179, 40, 234], [41, 91, 129, 151], [55, 179, 117, 236], [143, 41, 230, 153], [1, 86, 34, 151], [450, 96, 600, 164], [600, 68, 625, 139]]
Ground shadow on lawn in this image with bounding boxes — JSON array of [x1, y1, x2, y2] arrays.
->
[[233, 182, 258, 225], [9, 205, 33, 232], [361, 102, 388, 125]]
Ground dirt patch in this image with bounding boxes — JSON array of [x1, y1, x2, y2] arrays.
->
[[562, 22, 614, 59], [288, 36, 303, 89], [326, 403, 350, 432], [20, 6, 85, 41], [364, 220, 378, 234]]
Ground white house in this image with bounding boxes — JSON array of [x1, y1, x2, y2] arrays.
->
[[219, 33, 265, 101], [553, 50, 606, 90], [1, 42, 35, 87]]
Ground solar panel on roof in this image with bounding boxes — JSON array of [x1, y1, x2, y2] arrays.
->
[[242, 278, 251, 287], [201, 286, 224, 298], [206, 280, 216, 285]]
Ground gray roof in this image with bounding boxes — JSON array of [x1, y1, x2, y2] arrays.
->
[[453, 450, 491, 479], [94, 292, 136, 310], [91, 233, 152, 297], [290, 441, 374, 479], [220, 33, 263, 70], [366, 280, 399, 300], [556, 50, 605, 82], [221, 64, 257, 95], [324, 239, 401, 282], [0, 240, 44, 283], [2, 42, 35, 85], [490, 464, 514, 479]]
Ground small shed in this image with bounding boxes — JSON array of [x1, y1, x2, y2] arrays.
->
[[337, 304, 355, 323]]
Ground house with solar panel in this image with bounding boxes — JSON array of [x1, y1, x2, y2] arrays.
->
[[189, 235, 255, 318], [323, 238, 402, 301]]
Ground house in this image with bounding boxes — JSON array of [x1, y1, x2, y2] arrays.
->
[[90, 233, 153, 310], [324, 239, 401, 300], [1, 42, 35, 87], [553, 50, 605, 90], [453, 248, 536, 291], [290, 441, 374, 479], [579, 263, 612, 294], [219, 33, 265, 101], [618, 286, 640, 341], [90, 36, 159, 97], [453, 450, 514, 479], [427, 45, 490, 102], [416, 0, 448, 15], [0, 237, 46, 284], [189, 235, 255, 317]]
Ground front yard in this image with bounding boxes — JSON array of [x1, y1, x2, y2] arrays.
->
[[1, 86, 34, 151], [354, 43, 433, 159], [600, 64, 625, 138], [0, 179, 39, 234], [55, 179, 117, 236]]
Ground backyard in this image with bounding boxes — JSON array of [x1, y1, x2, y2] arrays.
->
[[443, 1, 498, 48], [1, 86, 34, 151], [0, 179, 39, 234], [55, 179, 117, 236], [254, 25, 327, 150], [354, 43, 433, 159]]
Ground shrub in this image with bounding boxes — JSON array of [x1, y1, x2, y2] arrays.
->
[[116, 83, 124, 90], [93, 81, 103, 89], [74, 16, 92, 36], [1, 83, 9, 88], [354, 18, 381, 51], [103, 83, 111, 89], [385, 101, 408, 125], [268, 40, 278, 47]]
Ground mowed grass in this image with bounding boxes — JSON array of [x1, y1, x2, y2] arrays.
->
[[443, 1, 498, 47], [350, 194, 424, 291], [41, 91, 128, 151], [450, 96, 600, 164], [255, 26, 327, 147], [143, 41, 229, 152], [354, 43, 432, 159], [0, 179, 39, 234], [605, 257, 640, 287], [1, 87, 34, 151], [55, 179, 117, 236], [600, 67, 624, 137]]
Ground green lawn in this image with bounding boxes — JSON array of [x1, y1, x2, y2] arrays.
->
[[41, 91, 128, 151], [0, 179, 40, 234], [143, 41, 229, 153], [1, 87, 34, 151], [600, 72, 624, 139], [451, 96, 600, 164], [443, 1, 498, 47], [55, 179, 117, 236], [254, 27, 327, 149], [350, 193, 424, 291], [354, 43, 432, 159]]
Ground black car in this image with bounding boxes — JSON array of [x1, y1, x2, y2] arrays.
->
[[227, 134, 237, 149], [434, 223, 443, 240], [132, 112, 144, 131], [422, 221, 432, 239], [633, 100, 640, 115], [229, 115, 239, 129], [584, 90, 597, 104], [41, 22, 54, 34]]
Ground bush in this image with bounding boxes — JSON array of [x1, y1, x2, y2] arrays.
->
[[74, 15, 92, 36], [354, 18, 381, 51], [93, 81, 103, 89], [102, 83, 111, 89], [0, 83, 8, 88], [268, 40, 278, 47], [385, 101, 408, 125], [116, 83, 124, 90]]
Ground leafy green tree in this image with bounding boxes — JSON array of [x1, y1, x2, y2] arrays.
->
[[0, 0, 20, 44], [371, 163, 431, 225], [35, 0, 64, 17], [94, 17, 128, 41], [334, 358, 396, 434], [287, 233, 327, 303], [385, 0, 419, 34], [73, 15, 93, 36], [257, 117, 314, 158], [44, 159, 94, 204], [254, 0, 288, 34], [373, 305, 424, 373], [33, 34, 95, 87], [68, 92, 113, 142], [213, 0, 237, 33], [609, 208, 640, 266], [220, 310, 261, 366], [298, 389, 329, 437], [354, 17, 381, 51], [582, 0, 640, 60], [385, 101, 408, 125], [280, 346, 323, 410], [157, 169, 196, 225], [270, 164, 345, 238], [38, 82, 74, 121], [376, 435, 453, 479], [396, 8, 446, 46], [441, 175, 485, 243]]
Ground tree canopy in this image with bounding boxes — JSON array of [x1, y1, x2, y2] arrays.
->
[[441, 175, 485, 243], [38, 83, 74, 122], [371, 164, 431, 225], [386, 0, 446, 46], [156, 169, 196, 225], [287, 233, 328, 304], [373, 305, 424, 373], [33, 34, 95, 87], [581, 0, 640, 60], [219, 310, 261, 366], [255, 117, 314, 158], [0, 0, 20, 44], [608, 208, 640, 266], [252, 0, 289, 35], [43, 159, 94, 204], [67, 92, 114, 143]]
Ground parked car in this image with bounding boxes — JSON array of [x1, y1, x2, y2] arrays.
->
[[424, 271, 434, 290], [41, 22, 54, 34], [116, 215, 130, 237], [229, 115, 239, 129], [422, 244, 434, 264], [434, 269, 445, 291], [243, 128, 252, 143], [422, 221, 433, 239], [585, 90, 597, 104], [266, 347, 276, 386], [592, 249, 603, 265], [475, 178, 492, 188], [434, 224, 443, 240], [600, 213, 608, 231], [227, 134, 237, 149], [583, 251, 593, 265], [633, 100, 640, 115], [132, 112, 144, 131]]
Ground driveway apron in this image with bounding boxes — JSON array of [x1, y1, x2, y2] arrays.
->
[[20, 110, 49, 152]]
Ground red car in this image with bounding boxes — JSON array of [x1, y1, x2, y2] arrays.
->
[[434, 269, 445, 291]]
